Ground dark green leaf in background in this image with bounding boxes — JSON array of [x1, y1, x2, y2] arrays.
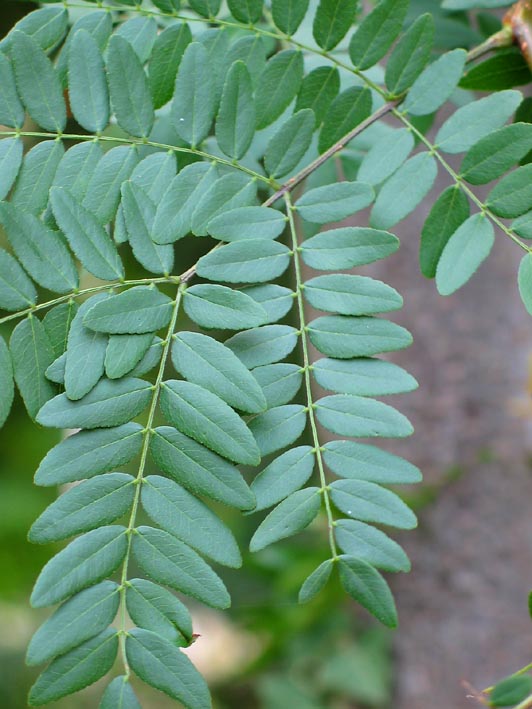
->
[[313, 0, 358, 51]]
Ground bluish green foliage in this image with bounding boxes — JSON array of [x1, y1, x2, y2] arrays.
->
[[0, 1, 529, 707]]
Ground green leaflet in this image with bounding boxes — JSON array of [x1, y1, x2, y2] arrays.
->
[[115, 16, 157, 63], [199, 29, 232, 108], [105, 334, 154, 380], [296, 182, 374, 223], [34, 423, 144, 486], [130, 337, 163, 377], [11, 139, 64, 215], [64, 294, 109, 401], [370, 152, 437, 229], [188, 0, 222, 17], [50, 187, 124, 281], [299, 560, 333, 603], [255, 50, 304, 129], [10, 317, 56, 420], [442, 0, 513, 6], [460, 48, 531, 91], [264, 109, 315, 178], [150, 426, 255, 509], [319, 86, 372, 153], [216, 61, 255, 161], [225, 325, 299, 368], [142, 475, 242, 567], [460, 123, 532, 185], [30, 526, 128, 608], [313, 357, 417, 396], [126, 629, 211, 709], [36, 377, 152, 429], [349, 0, 409, 70], [313, 0, 358, 51], [133, 526, 230, 609], [308, 315, 412, 358], [160, 379, 260, 465], [56, 11, 112, 86], [100, 677, 141, 709], [490, 676, 532, 707], [0, 136, 23, 199], [323, 439, 422, 484], [385, 14, 434, 95], [191, 173, 257, 236], [183, 284, 267, 330], [249, 487, 321, 552], [149, 23, 192, 109], [68, 30, 109, 133], [224, 35, 268, 87], [3, 7, 68, 53], [301, 227, 399, 270], [28, 629, 118, 706], [122, 182, 174, 275], [43, 301, 79, 358], [330, 479, 417, 529], [46, 354, 66, 385], [243, 285, 295, 323], [107, 35, 154, 138], [357, 128, 414, 186], [126, 578, 192, 645], [83, 146, 139, 225], [436, 213, 495, 296], [228, 0, 263, 23], [518, 253, 532, 315], [295, 66, 340, 127], [272, 0, 310, 34], [10, 31, 66, 132], [197, 240, 291, 283], [338, 556, 397, 628], [486, 164, 532, 218], [435, 90, 523, 154], [316, 394, 413, 438], [171, 331, 267, 414], [335, 519, 410, 573], [252, 363, 303, 408], [420, 185, 470, 279], [152, 163, 217, 245], [26, 581, 120, 667], [128, 152, 177, 202], [0, 248, 37, 312], [251, 446, 315, 511], [0, 53, 24, 128], [403, 49, 467, 116], [84, 287, 173, 335], [249, 404, 307, 456], [207, 206, 287, 242], [52, 141, 103, 203], [29, 473, 135, 543], [172, 42, 215, 147], [0, 336, 14, 429], [0, 202, 78, 294], [303, 274, 402, 315]]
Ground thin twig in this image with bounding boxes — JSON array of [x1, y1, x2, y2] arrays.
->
[[263, 100, 399, 207]]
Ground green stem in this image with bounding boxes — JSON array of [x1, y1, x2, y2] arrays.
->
[[284, 193, 338, 560], [117, 282, 185, 675], [0, 130, 275, 188], [0, 276, 179, 327]]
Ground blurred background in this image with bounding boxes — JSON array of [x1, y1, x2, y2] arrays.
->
[[2, 1, 532, 707]]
